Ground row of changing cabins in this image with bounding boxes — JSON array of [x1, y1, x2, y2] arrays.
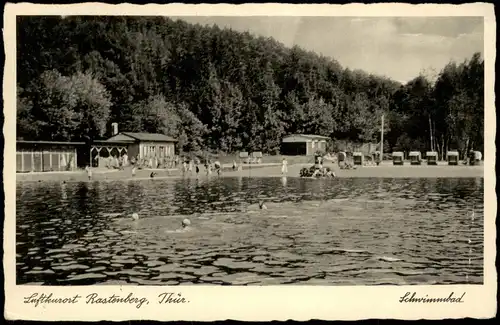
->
[[349, 150, 483, 166]]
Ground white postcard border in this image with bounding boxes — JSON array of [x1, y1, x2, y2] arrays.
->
[[3, 2, 497, 321]]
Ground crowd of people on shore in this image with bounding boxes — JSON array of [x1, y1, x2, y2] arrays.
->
[[97, 154, 181, 170], [84, 154, 293, 180], [84, 150, 385, 181]]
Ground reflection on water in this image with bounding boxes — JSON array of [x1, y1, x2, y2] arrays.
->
[[16, 177, 483, 285]]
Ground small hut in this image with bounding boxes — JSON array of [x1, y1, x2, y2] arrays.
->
[[353, 152, 364, 166], [447, 151, 459, 166], [409, 151, 422, 165], [392, 152, 404, 165], [426, 151, 438, 165]]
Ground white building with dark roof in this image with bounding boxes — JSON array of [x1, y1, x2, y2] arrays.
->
[[90, 131, 178, 167], [281, 134, 330, 156]]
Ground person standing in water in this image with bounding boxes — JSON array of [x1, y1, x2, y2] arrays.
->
[[85, 165, 92, 181], [206, 160, 212, 176], [182, 160, 188, 175], [131, 165, 136, 177], [195, 163, 200, 178], [281, 157, 288, 175], [188, 160, 193, 174]]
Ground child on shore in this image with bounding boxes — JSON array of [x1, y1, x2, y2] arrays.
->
[[182, 161, 188, 175], [214, 160, 221, 175], [188, 160, 193, 174], [281, 158, 288, 175], [85, 166, 92, 181]]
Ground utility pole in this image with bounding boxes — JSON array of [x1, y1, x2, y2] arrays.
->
[[429, 115, 434, 151], [380, 114, 384, 162]]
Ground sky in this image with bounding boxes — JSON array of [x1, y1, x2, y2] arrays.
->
[[174, 16, 484, 83]]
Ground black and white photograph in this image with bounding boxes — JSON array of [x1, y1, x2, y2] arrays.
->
[[4, 2, 496, 321]]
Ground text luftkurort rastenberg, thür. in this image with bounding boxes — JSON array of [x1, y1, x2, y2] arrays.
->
[[24, 291, 466, 309], [23, 292, 188, 309]]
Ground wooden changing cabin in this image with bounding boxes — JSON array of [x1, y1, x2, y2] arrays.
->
[[426, 151, 438, 165], [353, 152, 364, 165], [392, 152, 404, 165], [16, 140, 83, 172], [409, 151, 422, 165], [447, 151, 459, 166]]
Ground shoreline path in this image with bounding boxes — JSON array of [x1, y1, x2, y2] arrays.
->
[[16, 161, 484, 182]]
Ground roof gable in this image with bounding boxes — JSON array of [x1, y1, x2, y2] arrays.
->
[[282, 134, 330, 142], [106, 133, 137, 142], [121, 132, 178, 142]]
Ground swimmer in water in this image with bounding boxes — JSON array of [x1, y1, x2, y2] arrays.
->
[[259, 200, 268, 210], [165, 218, 193, 233], [131, 212, 139, 220], [177, 218, 192, 232], [150, 172, 156, 178]]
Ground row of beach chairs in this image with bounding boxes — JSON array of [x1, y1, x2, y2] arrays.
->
[[239, 151, 263, 164], [340, 151, 482, 166]]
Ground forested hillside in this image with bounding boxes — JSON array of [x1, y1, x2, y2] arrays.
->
[[17, 16, 484, 157]]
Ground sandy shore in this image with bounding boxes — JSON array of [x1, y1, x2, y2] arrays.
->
[[16, 161, 484, 182]]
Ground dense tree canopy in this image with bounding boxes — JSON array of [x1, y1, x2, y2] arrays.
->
[[17, 16, 484, 157]]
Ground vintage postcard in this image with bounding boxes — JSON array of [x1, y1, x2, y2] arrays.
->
[[3, 2, 497, 321]]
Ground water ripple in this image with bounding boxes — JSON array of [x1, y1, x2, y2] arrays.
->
[[16, 177, 483, 285]]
